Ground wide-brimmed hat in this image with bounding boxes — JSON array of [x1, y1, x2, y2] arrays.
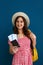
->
[[12, 12, 30, 27]]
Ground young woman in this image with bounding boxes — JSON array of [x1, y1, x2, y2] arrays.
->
[[8, 12, 36, 65]]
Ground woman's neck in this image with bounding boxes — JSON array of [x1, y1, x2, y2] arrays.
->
[[18, 29, 23, 34], [18, 29, 25, 38]]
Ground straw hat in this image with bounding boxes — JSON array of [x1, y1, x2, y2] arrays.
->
[[12, 12, 30, 27]]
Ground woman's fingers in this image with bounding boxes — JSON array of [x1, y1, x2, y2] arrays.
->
[[12, 46, 18, 53], [8, 40, 12, 45]]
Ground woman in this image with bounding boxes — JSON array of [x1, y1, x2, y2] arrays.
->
[[8, 12, 36, 65]]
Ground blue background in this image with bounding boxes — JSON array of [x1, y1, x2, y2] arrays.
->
[[0, 0, 43, 65]]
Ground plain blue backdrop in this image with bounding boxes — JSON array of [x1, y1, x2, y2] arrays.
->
[[0, 0, 43, 65]]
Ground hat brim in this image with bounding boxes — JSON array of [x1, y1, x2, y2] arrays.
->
[[12, 12, 30, 27]]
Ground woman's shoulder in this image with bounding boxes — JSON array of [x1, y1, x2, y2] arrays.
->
[[28, 29, 36, 39]]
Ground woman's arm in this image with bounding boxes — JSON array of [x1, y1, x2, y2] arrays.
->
[[30, 32, 36, 48], [9, 45, 14, 54]]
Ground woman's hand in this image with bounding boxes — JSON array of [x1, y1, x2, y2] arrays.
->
[[12, 46, 19, 53], [8, 40, 19, 54]]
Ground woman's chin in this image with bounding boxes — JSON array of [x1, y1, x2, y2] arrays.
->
[[17, 27, 23, 30]]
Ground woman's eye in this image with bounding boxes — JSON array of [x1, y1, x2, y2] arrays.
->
[[21, 21, 23, 23], [16, 20, 23, 23]]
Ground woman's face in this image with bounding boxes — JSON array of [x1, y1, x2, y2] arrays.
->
[[16, 17, 24, 30]]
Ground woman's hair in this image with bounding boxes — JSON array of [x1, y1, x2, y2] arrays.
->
[[13, 16, 34, 55]]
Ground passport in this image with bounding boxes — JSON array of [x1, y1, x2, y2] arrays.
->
[[8, 34, 20, 47]]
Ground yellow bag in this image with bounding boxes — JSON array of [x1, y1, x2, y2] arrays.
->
[[32, 48, 38, 62]]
